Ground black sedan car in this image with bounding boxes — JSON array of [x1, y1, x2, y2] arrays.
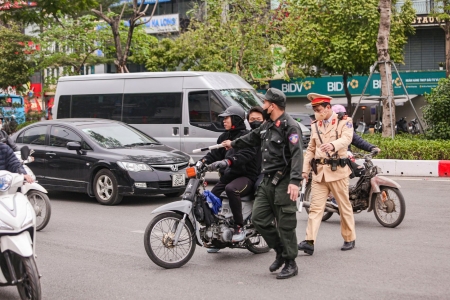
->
[[12, 119, 193, 205]]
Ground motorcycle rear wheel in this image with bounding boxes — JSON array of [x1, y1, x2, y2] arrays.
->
[[27, 191, 51, 231], [304, 186, 334, 221], [17, 256, 41, 300], [144, 212, 196, 269], [373, 187, 405, 228], [246, 233, 270, 254]]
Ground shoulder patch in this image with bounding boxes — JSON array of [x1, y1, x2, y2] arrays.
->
[[346, 121, 353, 128], [289, 133, 299, 144]]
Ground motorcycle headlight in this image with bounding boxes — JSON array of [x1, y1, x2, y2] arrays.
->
[[0, 174, 13, 191], [23, 165, 36, 181], [21, 203, 35, 229], [0, 219, 13, 231], [117, 161, 153, 172]]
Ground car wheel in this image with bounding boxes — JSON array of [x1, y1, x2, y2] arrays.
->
[[93, 169, 123, 205], [164, 191, 183, 198]]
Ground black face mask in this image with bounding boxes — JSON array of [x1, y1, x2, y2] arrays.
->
[[262, 108, 271, 120], [249, 121, 262, 130]]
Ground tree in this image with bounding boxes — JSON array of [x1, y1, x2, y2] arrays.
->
[[423, 77, 450, 140], [39, 14, 111, 78], [0, 0, 97, 25], [279, 0, 415, 119], [0, 23, 38, 92], [145, 0, 275, 84], [91, 0, 159, 73], [431, 1, 450, 77]]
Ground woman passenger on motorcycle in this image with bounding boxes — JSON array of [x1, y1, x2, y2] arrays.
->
[[200, 106, 259, 244]]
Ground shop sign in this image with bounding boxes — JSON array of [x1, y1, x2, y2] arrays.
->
[[270, 71, 446, 97], [141, 14, 179, 34]]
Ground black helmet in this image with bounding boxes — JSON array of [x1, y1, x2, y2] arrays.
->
[[218, 106, 245, 121], [264, 88, 286, 108]]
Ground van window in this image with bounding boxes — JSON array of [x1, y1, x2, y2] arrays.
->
[[188, 91, 226, 131], [122, 93, 182, 124], [71, 94, 122, 120], [22, 126, 47, 145], [57, 95, 71, 118], [219, 89, 263, 111]]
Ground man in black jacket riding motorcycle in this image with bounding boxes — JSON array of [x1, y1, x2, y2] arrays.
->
[[0, 114, 20, 151], [199, 106, 259, 244]]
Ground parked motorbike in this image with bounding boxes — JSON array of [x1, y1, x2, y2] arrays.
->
[[144, 163, 269, 269], [15, 147, 51, 231], [374, 120, 383, 133], [356, 122, 369, 134], [409, 118, 421, 135], [0, 146, 42, 300], [396, 117, 409, 134], [303, 150, 406, 228]]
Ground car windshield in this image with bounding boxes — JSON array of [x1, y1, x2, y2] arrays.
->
[[81, 123, 159, 149], [218, 89, 263, 111]]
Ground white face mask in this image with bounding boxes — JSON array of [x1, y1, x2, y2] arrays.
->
[[314, 110, 327, 121]]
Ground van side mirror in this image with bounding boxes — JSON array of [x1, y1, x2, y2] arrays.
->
[[67, 142, 82, 151], [20, 146, 30, 160]]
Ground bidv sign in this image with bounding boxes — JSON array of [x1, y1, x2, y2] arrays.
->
[[143, 14, 180, 34]]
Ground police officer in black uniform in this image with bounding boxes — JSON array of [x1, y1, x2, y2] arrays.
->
[[222, 88, 303, 279]]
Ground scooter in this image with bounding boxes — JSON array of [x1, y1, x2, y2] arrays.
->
[[409, 118, 420, 135], [0, 146, 42, 299], [14, 148, 51, 231]]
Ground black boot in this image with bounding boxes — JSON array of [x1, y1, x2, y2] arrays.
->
[[341, 240, 355, 251], [298, 240, 314, 255], [276, 260, 298, 279], [269, 246, 285, 272]]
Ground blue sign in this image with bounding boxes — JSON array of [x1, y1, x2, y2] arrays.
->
[[113, 0, 170, 6]]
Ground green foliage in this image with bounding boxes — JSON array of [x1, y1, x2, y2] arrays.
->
[[279, 0, 416, 77], [0, 23, 38, 92], [422, 77, 450, 140], [39, 14, 111, 79], [146, 0, 275, 84], [350, 134, 450, 160]]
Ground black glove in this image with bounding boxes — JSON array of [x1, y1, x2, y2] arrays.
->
[[207, 159, 230, 171]]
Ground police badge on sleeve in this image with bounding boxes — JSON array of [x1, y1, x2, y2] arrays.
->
[[289, 133, 299, 144]]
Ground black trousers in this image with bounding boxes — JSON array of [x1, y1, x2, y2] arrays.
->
[[211, 177, 254, 227]]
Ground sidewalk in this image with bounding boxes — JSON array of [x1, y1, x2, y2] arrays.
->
[[356, 159, 450, 177]]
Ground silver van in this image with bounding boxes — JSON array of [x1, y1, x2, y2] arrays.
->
[[53, 71, 310, 160]]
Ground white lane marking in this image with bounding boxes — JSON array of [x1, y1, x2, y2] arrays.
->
[[131, 230, 145, 234]]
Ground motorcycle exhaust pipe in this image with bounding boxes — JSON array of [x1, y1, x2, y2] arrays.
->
[[302, 201, 339, 214]]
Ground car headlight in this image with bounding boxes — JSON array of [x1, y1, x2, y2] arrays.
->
[[117, 161, 153, 172], [0, 174, 13, 191], [21, 203, 34, 229], [0, 219, 13, 230]]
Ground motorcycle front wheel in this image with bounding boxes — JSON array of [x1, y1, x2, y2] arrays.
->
[[246, 232, 270, 254], [373, 187, 406, 228], [144, 212, 196, 269], [17, 256, 41, 300], [304, 186, 334, 221], [27, 191, 51, 231]]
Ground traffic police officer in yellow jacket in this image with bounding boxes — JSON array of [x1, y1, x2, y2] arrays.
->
[[222, 88, 303, 279], [298, 93, 356, 254]]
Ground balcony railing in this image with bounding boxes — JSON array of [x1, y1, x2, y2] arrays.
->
[[396, 0, 435, 14]]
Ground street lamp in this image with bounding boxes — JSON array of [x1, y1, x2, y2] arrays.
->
[[361, 106, 366, 123]]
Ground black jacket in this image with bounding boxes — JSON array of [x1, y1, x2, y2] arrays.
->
[[0, 143, 26, 174], [202, 127, 259, 184], [350, 133, 375, 152], [0, 130, 19, 152], [231, 112, 303, 186]]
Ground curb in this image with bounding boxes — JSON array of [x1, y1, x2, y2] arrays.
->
[[355, 159, 450, 177]]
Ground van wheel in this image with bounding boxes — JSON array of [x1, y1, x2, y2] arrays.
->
[[164, 192, 183, 198], [93, 169, 123, 205]]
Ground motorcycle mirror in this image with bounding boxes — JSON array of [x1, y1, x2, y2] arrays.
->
[[20, 146, 30, 160]]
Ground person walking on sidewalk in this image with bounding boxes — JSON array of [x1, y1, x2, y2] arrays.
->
[[298, 93, 356, 255], [222, 88, 303, 279]]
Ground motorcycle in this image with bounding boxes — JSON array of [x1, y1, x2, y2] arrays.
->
[[0, 146, 42, 300], [14, 147, 51, 231], [143, 163, 269, 269], [396, 117, 409, 134], [356, 122, 369, 134], [374, 120, 383, 133], [303, 150, 406, 228], [409, 118, 421, 135]]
